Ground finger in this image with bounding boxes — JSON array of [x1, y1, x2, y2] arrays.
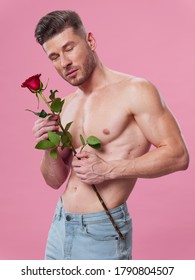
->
[[35, 114, 58, 123], [39, 121, 59, 131], [34, 118, 44, 124], [72, 161, 80, 168], [36, 133, 49, 143], [73, 168, 84, 175], [75, 151, 89, 159], [35, 126, 60, 143], [34, 114, 58, 124], [72, 158, 84, 168], [75, 173, 87, 180], [34, 125, 59, 139], [33, 123, 59, 135], [32, 120, 59, 134], [49, 115, 59, 121]]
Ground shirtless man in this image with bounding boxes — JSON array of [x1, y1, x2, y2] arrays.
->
[[33, 10, 189, 260]]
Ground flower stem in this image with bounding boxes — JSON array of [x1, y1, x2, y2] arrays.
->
[[39, 91, 51, 110], [79, 143, 87, 153], [91, 184, 124, 240]]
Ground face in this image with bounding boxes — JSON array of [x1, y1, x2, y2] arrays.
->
[[43, 28, 97, 86]]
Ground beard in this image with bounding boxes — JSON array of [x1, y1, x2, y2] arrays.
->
[[62, 50, 96, 87]]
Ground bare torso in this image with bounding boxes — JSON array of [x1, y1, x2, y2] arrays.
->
[[61, 71, 151, 213]]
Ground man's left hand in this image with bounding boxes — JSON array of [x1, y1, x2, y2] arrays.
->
[[72, 151, 111, 185]]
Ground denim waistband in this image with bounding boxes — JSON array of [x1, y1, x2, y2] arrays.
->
[[54, 196, 129, 223]]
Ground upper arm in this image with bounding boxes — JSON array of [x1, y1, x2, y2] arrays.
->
[[60, 148, 73, 167], [130, 79, 187, 153]]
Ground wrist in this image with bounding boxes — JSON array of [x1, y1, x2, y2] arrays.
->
[[106, 159, 135, 180], [105, 160, 120, 180]]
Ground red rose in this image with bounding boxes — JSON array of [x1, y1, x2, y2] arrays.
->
[[21, 74, 42, 93]]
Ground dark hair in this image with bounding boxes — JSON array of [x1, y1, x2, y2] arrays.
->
[[35, 10, 86, 45]]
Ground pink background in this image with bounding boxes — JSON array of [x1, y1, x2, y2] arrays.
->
[[0, 0, 194, 259]]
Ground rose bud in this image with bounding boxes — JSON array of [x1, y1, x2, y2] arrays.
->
[[21, 74, 43, 93]]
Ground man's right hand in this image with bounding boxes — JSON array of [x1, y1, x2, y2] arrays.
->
[[32, 115, 59, 144]]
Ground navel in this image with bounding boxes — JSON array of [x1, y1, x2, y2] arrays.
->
[[103, 129, 110, 135]]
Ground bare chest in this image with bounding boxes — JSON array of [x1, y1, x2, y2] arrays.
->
[[61, 91, 131, 148]]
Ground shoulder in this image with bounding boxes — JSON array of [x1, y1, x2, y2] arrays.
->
[[126, 76, 159, 95], [123, 75, 166, 115], [108, 69, 165, 113], [111, 70, 160, 97]]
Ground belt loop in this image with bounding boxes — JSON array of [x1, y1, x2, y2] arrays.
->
[[121, 204, 126, 222], [59, 196, 64, 220], [59, 206, 62, 220], [79, 215, 85, 230], [57, 206, 62, 221]]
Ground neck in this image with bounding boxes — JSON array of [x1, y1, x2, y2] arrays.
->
[[78, 58, 109, 95]]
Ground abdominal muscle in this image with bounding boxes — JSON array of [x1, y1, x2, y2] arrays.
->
[[61, 144, 138, 214], [61, 172, 137, 214]]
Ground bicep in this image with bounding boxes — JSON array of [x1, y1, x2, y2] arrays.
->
[[132, 82, 183, 148], [136, 108, 183, 149]]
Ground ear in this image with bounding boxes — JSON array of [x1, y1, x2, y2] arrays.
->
[[86, 32, 96, 51]]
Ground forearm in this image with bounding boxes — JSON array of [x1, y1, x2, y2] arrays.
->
[[40, 150, 70, 189], [107, 145, 189, 180]]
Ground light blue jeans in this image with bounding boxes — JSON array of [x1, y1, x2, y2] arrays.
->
[[45, 197, 132, 260]]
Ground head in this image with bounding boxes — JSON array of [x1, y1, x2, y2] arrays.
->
[[35, 10, 97, 86]]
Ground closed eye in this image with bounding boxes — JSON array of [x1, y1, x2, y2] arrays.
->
[[49, 54, 59, 62], [65, 45, 74, 52]]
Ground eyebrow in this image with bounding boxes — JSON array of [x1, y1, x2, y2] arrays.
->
[[48, 41, 75, 59]]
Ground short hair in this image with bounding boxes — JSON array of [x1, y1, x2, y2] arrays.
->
[[35, 10, 86, 45]]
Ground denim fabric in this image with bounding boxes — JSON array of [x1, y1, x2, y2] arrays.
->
[[45, 197, 132, 260]]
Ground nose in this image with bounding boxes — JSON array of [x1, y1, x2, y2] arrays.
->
[[60, 53, 72, 68]]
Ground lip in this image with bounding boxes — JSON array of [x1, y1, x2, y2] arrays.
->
[[66, 69, 78, 77]]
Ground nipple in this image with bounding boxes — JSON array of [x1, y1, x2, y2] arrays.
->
[[103, 129, 110, 135]]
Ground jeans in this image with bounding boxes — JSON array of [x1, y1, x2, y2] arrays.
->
[[45, 197, 132, 260]]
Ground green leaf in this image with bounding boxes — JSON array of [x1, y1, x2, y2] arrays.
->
[[35, 140, 55, 150], [55, 131, 64, 136], [39, 109, 50, 118], [50, 98, 64, 113], [48, 131, 60, 147], [60, 132, 73, 150], [66, 131, 73, 143], [61, 133, 71, 147], [87, 136, 101, 150], [64, 121, 73, 132], [80, 134, 86, 145], [50, 148, 58, 159], [49, 90, 58, 101], [25, 109, 50, 118]]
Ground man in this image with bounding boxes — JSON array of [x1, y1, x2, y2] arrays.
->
[[33, 10, 189, 260]]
